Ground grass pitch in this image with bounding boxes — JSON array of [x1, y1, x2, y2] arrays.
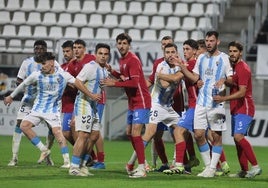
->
[[0, 135, 267, 188]]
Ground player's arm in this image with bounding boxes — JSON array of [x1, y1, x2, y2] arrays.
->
[[4, 73, 36, 105], [74, 78, 101, 101], [105, 63, 121, 79], [101, 75, 140, 88], [16, 77, 23, 86], [179, 62, 199, 84], [213, 85, 246, 103], [157, 71, 184, 83], [158, 79, 170, 89]]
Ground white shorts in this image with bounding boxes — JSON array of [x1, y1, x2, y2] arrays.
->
[[75, 114, 100, 133], [23, 111, 61, 128], [17, 102, 32, 120], [194, 104, 227, 131], [149, 103, 180, 127]]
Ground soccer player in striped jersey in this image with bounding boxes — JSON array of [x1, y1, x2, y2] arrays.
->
[[4, 52, 95, 170], [68, 43, 110, 176], [176, 31, 233, 177], [7, 40, 57, 166]]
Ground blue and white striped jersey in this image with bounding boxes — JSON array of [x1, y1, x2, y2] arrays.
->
[[12, 70, 75, 114], [193, 52, 233, 107], [151, 61, 180, 107], [74, 61, 109, 115], [17, 56, 62, 105]]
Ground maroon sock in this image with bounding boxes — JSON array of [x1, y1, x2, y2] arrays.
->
[[235, 141, 248, 171], [132, 136, 145, 164], [239, 138, 258, 166], [128, 135, 136, 150], [219, 149, 226, 163], [91, 150, 97, 161], [176, 141, 186, 164], [97, 152, 105, 163]]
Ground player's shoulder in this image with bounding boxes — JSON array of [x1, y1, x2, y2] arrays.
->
[[21, 56, 34, 65], [219, 51, 229, 58]]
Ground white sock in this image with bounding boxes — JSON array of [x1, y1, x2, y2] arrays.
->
[[128, 151, 137, 164], [12, 131, 22, 159], [36, 142, 48, 152], [200, 150, 211, 167], [138, 163, 145, 170], [63, 153, 70, 164], [210, 152, 221, 169]]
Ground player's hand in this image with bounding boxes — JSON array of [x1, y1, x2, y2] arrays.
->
[[213, 95, 225, 103], [105, 63, 112, 72], [196, 79, 204, 88], [100, 77, 116, 87], [4, 96, 13, 106], [215, 78, 226, 88], [90, 93, 102, 101]]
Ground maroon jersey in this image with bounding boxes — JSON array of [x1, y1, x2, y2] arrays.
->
[[230, 60, 255, 117], [111, 52, 151, 110], [185, 59, 198, 108]]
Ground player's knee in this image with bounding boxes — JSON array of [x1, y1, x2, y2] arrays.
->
[[90, 131, 100, 142]]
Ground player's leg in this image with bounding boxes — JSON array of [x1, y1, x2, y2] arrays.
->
[[69, 131, 90, 176], [153, 127, 169, 172], [39, 126, 55, 165], [79, 130, 99, 175], [163, 125, 186, 175], [91, 103, 106, 169], [91, 134, 105, 169], [185, 131, 200, 168], [8, 120, 22, 166], [128, 109, 150, 178], [200, 107, 226, 178], [62, 112, 75, 145], [232, 114, 261, 178], [20, 117, 50, 162], [8, 103, 31, 166], [51, 126, 70, 167]]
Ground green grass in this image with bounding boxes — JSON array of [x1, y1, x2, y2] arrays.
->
[[0, 135, 267, 188]]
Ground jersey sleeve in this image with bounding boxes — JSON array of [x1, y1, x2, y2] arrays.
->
[[114, 58, 142, 88], [10, 71, 38, 98], [223, 55, 233, 77], [63, 71, 75, 84], [192, 55, 202, 75], [17, 60, 28, 80], [76, 62, 95, 82]]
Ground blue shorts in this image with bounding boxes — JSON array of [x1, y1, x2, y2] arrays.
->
[[157, 122, 168, 131], [178, 108, 195, 132], [127, 109, 150, 125], [231, 114, 253, 136], [97, 103, 105, 122], [62, 112, 73, 131]]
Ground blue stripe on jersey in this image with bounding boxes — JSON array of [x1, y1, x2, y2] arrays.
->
[[93, 68, 101, 94], [215, 57, 224, 81], [44, 76, 54, 113], [56, 74, 65, 112], [34, 74, 44, 111]]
